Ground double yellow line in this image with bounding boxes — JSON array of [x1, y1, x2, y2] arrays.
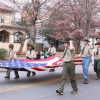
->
[[0, 74, 83, 94], [0, 78, 61, 94]]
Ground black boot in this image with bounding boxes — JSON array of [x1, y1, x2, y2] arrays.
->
[[27, 71, 31, 77], [27, 74, 30, 77], [56, 90, 63, 95], [32, 72, 36, 76], [49, 69, 55, 72], [14, 76, 19, 79], [4, 76, 10, 79]]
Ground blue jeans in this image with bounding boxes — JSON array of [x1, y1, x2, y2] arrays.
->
[[82, 56, 91, 80]]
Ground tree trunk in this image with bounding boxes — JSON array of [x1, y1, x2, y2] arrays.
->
[[75, 39, 81, 54], [17, 25, 28, 55], [17, 31, 27, 55], [56, 40, 59, 50], [85, 0, 91, 36], [30, 25, 36, 43], [77, 40, 81, 53], [17, 41, 25, 55]]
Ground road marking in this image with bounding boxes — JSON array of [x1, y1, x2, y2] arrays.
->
[[0, 78, 61, 94], [0, 74, 88, 94], [0, 79, 60, 94]]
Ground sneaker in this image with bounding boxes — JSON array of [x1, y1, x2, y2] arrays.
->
[[83, 80, 89, 84], [71, 90, 78, 94], [4, 76, 10, 79], [56, 90, 63, 95]]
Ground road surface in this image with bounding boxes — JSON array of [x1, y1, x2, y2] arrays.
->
[[0, 64, 100, 100]]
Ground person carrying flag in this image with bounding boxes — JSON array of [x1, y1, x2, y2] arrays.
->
[[56, 38, 78, 95], [48, 42, 56, 72], [78, 37, 93, 84], [93, 41, 100, 80], [4, 44, 19, 79], [26, 43, 36, 77]]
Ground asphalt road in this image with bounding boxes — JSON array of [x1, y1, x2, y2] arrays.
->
[[0, 65, 100, 100]]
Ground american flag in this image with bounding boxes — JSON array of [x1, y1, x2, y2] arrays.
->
[[0, 56, 82, 72]]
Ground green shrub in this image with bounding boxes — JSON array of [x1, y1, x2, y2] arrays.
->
[[0, 48, 7, 59]]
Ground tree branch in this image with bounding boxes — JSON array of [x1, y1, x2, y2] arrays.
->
[[36, 0, 70, 23]]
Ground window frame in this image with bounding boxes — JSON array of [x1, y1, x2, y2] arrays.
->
[[1, 14, 5, 23]]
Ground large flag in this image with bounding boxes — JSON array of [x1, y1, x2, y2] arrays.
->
[[0, 56, 82, 72]]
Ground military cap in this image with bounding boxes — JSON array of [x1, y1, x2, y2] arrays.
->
[[95, 41, 100, 45], [62, 38, 71, 43], [9, 44, 14, 48], [82, 37, 90, 42], [49, 42, 54, 45], [27, 43, 35, 49]]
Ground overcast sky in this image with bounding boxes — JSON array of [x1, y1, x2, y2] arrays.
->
[[0, 0, 22, 20], [0, 0, 59, 21]]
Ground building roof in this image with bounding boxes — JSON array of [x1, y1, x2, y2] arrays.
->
[[0, 24, 25, 31], [0, 2, 15, 12]]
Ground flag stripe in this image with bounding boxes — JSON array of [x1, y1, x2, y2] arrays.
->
[[0, 56, 83, 72]]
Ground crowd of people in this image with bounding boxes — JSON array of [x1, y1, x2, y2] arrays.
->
[[4, 42, 56, 79], [56, 37, 100, 95], [3, 37, 100, 95]]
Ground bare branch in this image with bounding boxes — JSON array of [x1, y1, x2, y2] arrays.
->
[[36, 0, 70, 23]]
